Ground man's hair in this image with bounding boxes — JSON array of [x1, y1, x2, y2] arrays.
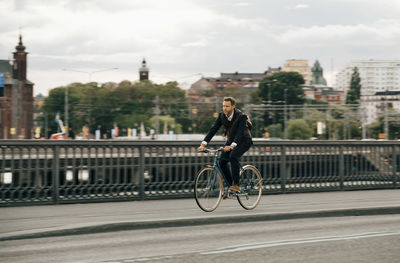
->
[[223, 97, 236, 106]]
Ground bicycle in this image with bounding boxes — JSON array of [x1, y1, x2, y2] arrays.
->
[[194, 147, 263, 212]]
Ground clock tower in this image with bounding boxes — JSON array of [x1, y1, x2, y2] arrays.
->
[[139, 58, 149, 81]]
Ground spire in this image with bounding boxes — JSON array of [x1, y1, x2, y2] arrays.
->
[[13, 34, 28, 81], [15, 34, 26, 52], [311, 60, 327, 85], [139, 58, 149, 81]]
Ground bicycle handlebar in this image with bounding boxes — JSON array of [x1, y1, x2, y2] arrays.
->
[[201, 147, 224, 154]]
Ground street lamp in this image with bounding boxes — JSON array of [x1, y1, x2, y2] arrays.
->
[[284, 88, 288, 140], [62, 68, 119, 137]]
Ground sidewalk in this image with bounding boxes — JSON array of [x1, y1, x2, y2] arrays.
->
[[1, 189, 399, 241]]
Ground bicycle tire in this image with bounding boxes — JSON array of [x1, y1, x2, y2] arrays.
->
[[237, 165, 262, 210], [194, 167, 223, 212]]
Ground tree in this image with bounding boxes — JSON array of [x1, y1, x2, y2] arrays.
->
[[259, 72, 305, 105], [287, 119, 312, 140], [368, 115, 400, 140], [258, 72, 305, 128], [346, 67, 361, 104], [43, 80, 190, 137], [265, 123, 282, 138]]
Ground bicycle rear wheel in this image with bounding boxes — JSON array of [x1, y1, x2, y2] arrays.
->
[[194, 167, 223, 212], [237, 165, 262, 210]]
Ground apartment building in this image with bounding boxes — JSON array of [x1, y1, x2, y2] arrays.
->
[[282, 59, 312, 84], [336, 60, 400, 96]]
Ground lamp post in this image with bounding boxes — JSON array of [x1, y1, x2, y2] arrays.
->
[[62, 68, 118, 137], [284, 88, 288, 140]]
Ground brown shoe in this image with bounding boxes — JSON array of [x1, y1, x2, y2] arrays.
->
[[222, 193, 228, 200], [229, 185, 240, 192]]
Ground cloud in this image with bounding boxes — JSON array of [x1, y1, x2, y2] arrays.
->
[[181, 39, 208, 47], [2, 0, 400, 95], [276, 19, 400, 47], [288, 3, 309, 9], [234, 2, 250, 7]]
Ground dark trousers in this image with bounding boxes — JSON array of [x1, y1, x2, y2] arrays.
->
[[219, 139, 252, 186]]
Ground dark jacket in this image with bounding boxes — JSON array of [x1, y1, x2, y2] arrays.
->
[[203, 109, 252, 145]]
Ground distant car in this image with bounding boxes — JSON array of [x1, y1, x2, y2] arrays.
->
[[50, 133, 66, 140]]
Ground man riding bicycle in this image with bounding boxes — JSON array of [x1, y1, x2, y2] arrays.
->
[[198, 97, 253, 193]]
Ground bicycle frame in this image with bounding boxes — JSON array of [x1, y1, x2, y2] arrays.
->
[[195, 147, 263, 211], [206, 148, 245, 188]]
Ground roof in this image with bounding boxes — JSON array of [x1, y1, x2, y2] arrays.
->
[[219, 72, 266, 81], [0, 59, 34, 85], [0, 60, 12, 73], [375, 91, 400, 96], [206, 72, 266, 82]]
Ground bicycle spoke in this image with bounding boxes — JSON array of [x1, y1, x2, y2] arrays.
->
[[237, 165, 262, 210], [194, 167, 223, 212]]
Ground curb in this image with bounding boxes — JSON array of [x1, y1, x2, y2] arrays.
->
[[1, 206, 400, 242]]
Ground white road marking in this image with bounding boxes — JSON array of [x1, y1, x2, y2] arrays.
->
[[201, 231, 400, 255], [103, 231, 400, 262]]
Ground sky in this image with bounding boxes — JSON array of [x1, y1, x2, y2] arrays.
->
[[1, 0, 400, 96]]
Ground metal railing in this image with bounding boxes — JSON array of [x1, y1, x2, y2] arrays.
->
[[0, 140, 399, 206]]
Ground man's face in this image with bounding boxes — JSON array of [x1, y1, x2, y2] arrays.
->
[[223, 100, 235, 116]]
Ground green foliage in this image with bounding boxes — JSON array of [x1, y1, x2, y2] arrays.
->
[[193, 106, 218, 134], [367, 115, 400, 140], [300, 109, 326, 126], [259, 72, 305, 105], [346, 67, 361, 104], [265, 123, 282, 138], [287, 119, 312, 140], [42, 80, 190, 136]]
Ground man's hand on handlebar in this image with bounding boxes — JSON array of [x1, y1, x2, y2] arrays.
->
[[198, 144, 206, 152], [224, 146, 234, 152]]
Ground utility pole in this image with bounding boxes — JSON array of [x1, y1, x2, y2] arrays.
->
[[326, 105, 331, 140], [155, 96, 160, 135], [215, 96, 219, 115], [65, 86, 69, 138], [361, 105, 366, 139], [284, 89, 288, 140], [384, 99, 389, 139]]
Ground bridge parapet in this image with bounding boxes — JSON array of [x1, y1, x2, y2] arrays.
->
[[1, 140, 399, 206]]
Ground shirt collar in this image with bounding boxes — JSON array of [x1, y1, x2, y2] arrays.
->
[[225, 110, 234, 121]]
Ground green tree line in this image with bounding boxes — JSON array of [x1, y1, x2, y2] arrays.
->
[[37, 71, 400, 140]]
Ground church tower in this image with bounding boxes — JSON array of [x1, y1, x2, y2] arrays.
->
[[13, 35, 28, 81], [311, 60, 327, 85], [139, 58, 149, 81], [9, 35, 33, 139]]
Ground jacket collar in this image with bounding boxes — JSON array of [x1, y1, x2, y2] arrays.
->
[[224, 108, 241, 122]]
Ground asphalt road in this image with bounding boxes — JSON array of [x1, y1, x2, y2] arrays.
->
[[1, 214, 399, 263]]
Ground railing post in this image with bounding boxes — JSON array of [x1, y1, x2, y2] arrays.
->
[[52, 146, 60, 204], [280, 145, 286, 193], [339, 145, 344, 190], [139, 145, 145, 199]]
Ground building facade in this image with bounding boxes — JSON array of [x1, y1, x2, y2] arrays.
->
[[303, 85, 345, 104], [336, 60, 400, 96], [302, 60, 344, 104], [0, 36, 34, 139], [282, 59, 312, 84], [204, 67, 281, 90], [360, 91, 400, 125]]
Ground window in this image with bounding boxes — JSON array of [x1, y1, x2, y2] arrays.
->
[[0, 87, 4, 97]]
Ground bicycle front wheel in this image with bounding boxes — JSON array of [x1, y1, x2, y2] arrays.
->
[[194, 167, 223, 212], [237, 165, 263, 210]]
